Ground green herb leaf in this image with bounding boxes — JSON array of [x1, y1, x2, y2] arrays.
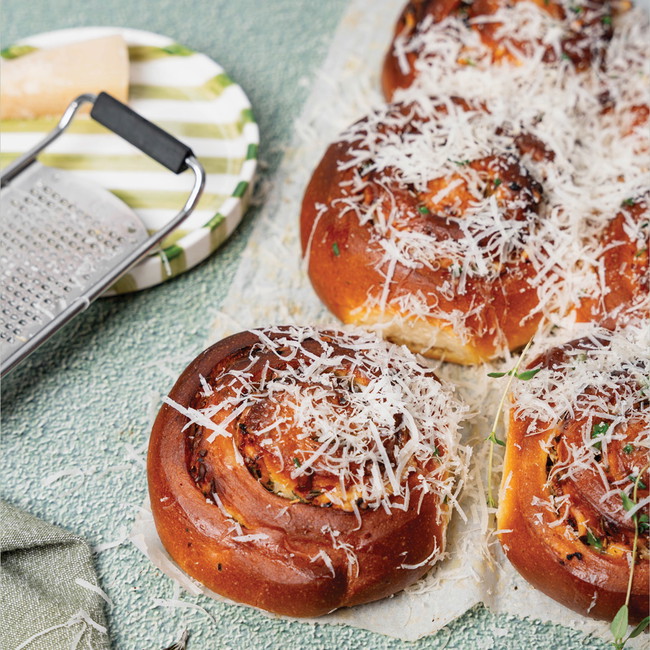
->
[[332, 242, 340, 257], [592, 422, 610, 438], [448, 158, 471, 166], [293, 457, 301, 468], [629, 616, 650, 639], [623, 444, 634, 454], [418, 205, 431, 215], [488, 368, 541, 380], [487, 431, 505, 447], [620, 491, 636, 512], [487, 370, 511, 378], [517, 368, 541, 381], [622, 198, 635, 207], [629, 475, 647, 490], [638, 514, 649, 533], [591, 422, 609, 451], [586, 529, 603, 550], [601, 15, 612, 24], [493, 178, 502, 187], [610, 604, 629, 641], [561, 52, 571, 61], [433, 446, 440, 457], [635, 248, 647, 258]]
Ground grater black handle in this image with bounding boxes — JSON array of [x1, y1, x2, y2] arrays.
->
[[90, 92, 193, 174]]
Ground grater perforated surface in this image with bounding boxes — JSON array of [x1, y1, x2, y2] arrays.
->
[[1, 162, 149, 364]]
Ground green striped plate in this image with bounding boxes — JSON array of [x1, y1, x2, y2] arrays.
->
[[1, 27, 259, 294]]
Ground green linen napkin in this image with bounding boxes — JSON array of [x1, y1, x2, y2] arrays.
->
[[0, 499, 111, 649]]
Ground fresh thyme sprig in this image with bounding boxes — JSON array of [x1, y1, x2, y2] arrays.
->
[[487, 368, 541, 381], [610, 463, 650, 649], [485, 338, 537, 508]]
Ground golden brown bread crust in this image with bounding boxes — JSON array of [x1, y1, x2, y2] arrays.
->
[[300, 102, 545, 365], [148, 328, 454, 617], [497, 334, 649, 623], [382, 0, 615, 100], [577, 194, 649, 326], [381, 0, 462, 99]]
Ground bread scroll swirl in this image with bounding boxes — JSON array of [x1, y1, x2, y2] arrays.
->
[[498, 325, 649, 623], [301, 100, 550, 364], [148, 326, 467, 617]]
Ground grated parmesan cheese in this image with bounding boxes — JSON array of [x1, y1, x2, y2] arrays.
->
[[181, 326, 469, 515], [509, 322, 649, 553], [305, 1, 649, 353]]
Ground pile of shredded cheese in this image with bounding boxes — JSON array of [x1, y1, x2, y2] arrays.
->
[[336, 103, 544, 278], [318, 0, 649, 337], [512, 323, 649, 431], [170, 325, 470, 517]]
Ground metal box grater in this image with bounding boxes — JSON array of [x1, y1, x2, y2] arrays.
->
[[0, 92, 205, 377]]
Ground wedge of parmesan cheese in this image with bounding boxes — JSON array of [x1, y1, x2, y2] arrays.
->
[[0, 35, 129, 120]]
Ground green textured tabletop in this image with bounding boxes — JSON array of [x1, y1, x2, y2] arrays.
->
[[0, 1, 616, 648]]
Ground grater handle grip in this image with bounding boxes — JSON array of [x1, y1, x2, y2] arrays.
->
[[90, 92, 193, 174]]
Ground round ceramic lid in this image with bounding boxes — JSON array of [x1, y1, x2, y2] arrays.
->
[[1, 27, 259, 294]]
